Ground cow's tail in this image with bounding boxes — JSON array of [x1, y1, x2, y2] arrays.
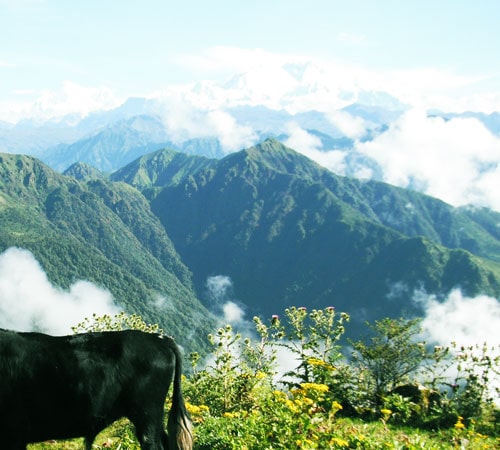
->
[[167, 340, 193, 450]]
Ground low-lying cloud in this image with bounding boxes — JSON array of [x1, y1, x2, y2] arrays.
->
[[0, 247, 121, 335], [286, 108, 500, 212], [205, 275, 247, 326], [415, 288, 500, 404], [355, 109, 500, 211], [415, 288, 500, 348], [152, 93, 257, 153]]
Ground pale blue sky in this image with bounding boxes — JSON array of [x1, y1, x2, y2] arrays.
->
[[1, 0, 500, 113]]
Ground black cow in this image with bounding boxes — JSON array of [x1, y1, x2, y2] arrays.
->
[[0, 329, 192, 450]]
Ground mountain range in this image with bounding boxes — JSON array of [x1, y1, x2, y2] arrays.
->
[[2, 138, 499, 344], [0, 152, 214, 352], [3, 94, 499, 179], [114, 139, 500, 329]]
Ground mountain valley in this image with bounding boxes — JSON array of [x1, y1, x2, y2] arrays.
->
[[2, 138, 499, 344]]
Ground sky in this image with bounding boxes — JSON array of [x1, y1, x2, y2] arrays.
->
[[2, 0, 500, 116], [1, 0, 500, 209], [0, 1, 499, 359]]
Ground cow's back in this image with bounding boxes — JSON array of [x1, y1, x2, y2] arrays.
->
[[0, 329, 176, 447]]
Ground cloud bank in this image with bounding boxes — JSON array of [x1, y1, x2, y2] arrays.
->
[[416, 288, 500, 348], [355, 109, 500, 210], [287, 108, 500, 212], [415, 288, 500, 405], [0, 247, 121, 335], [2, 48, 500, 212], [205, 275, 247, 326]]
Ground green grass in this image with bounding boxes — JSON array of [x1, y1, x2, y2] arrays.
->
[[27, 415, 500, 449]]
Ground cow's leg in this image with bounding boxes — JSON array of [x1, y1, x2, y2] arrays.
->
[[130, 413, 165, 450], [84, 436, 93, 450], [139, 422, 167, 450], [161, 430, 169, 450]]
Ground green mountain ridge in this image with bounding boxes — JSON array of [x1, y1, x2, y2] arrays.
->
[[110, 148, 215, 193], [1, 140, 500, 341], [118, 139, 500, 329], [0, 153, 215, 352]]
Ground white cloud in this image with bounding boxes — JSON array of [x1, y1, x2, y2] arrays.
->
[[152, 92, 257, 152], [416, 288, 500, 405], [355, 109, 500, 210], [4, 46, 500, 123], [206, 275, 248, 326], [175, 47, 498, 113], [206, 275, 233, 304], [1, 81, 122, 123], [0, 247, 121, 335], [206, 109, 257, 152], [32, 81, 121, 120], [327, 110, 368, 139], [416, 288, 500, 348], [222, 301, 245, 324], [283, 122, 349, 175], [283, 122, 323, 153]]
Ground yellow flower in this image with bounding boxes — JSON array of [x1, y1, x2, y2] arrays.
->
[[329, 437, 349, 448], [331, 401, 343, 412], [291, 387, 306, 397], [303, 397, 314, 406], [307, 357, 335, 371], [285, 399, 300, 414], [454, 416, 466, 430], [300, 382, 329, 393], [186, 402, 209, 416], [273, 390, 288, 401], [380, 408, 392, 417]]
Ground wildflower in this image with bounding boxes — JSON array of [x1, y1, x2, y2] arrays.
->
[[300, 382, 329, 393], [331, 401, 343, 412], [273, 390, 287, 400], [285, 399, 300, 414], [223, 411, 237, 419], [186, 403, 209, 416], [255, 371, 266, 380], [290, 385, 304, 394], [302, 397, 314, 406], [380, 408, 392, 422], [307, 357, 335, 371], [329, 437, 349, 448], [454, 416, 466, 430]]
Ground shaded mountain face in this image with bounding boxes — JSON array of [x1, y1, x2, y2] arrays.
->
[[109, 148, 215, 192], [2, 139, 500, 343], [113, 139, 500, 332], [0, 153, 215, 352]]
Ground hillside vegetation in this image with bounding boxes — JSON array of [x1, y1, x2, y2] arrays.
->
[[2, 139, 500, 342], [28, 308, 500, 449], [113, 139, 500, 331], [0, 153, 214, 352]]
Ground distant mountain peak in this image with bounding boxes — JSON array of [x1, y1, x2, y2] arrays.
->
[[64, 162, 104, 181], [0, 152, 64, 193], [110, 147, 215, 189], [230, 138, 326, 180]]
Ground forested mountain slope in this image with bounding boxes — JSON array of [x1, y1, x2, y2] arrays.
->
[[0, 153, 214, 351], [112, 139, 500, 330]]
